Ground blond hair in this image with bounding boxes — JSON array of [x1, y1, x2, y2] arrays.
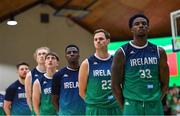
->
[[33, 47, 50, 60]]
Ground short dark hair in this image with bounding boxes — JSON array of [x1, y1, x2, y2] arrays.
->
[[65, 44, 79, 52], [16, 62, 29, 69], [45, 52, 59, 61], [129, 13, 149, 28], [94, 29, 111, 39]]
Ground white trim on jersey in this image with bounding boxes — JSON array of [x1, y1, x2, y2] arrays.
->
[[86, 59, 89, 77], [36, 66, 45, 73], [129, 41, 148, 49], [157, 46, 160, 58], [67, 66, 78, 71], [120, 47, 126, 57], [94, 53, 111, 61], [44, 73, 53, 79]]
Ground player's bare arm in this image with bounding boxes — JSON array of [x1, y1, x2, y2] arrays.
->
[[111, 48, 125, 110], [3, 100, 12, 115], [32, 79, 41, 116], [159, 47, 169, 100], [51, 75, 60, 112], [78, 59, 89, 99], [25, 72, 32, 111], [52, 95, 59, 111]]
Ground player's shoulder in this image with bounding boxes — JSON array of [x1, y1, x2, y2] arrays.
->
[[29, 67, 37, 76], [31, 67, 37, 72], [157, 46, 165, 51], [26, 70, 32, 77], [7, 80, 19, 90], [121, 42, 130, 48], [148, 42, 165, 53], [158, 46, 166, 57], [87, 54, 95, 60], [120, 42, 133, 53], [88, 54, 101, 63], [80, 59, 89, 71], [81, 58, 89, 65], [54, 67, 67, 77], [58, 67, 68, 73], [148, 41, 158, 48]]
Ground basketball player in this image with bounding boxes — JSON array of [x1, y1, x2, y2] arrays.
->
[[52, 44, 85, 115], [111, 13, 169, 115], [0, 92, 5, 115], [25, 47, 50, 112], [3, 62, 31, 115], [78, 29, 122, 115], [33, 52, 59, 115]]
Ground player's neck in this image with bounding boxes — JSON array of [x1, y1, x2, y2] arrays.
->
[[45, 68, 56, 78], [18, 78, 25, 85], [132, 39, 147, 47], [95, 51, 110, 59], [36, 64, 46, 73], [68, 63, 79, 70]]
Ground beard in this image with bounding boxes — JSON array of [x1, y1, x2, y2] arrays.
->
[[136, 31, 148, 38], [136, 28, 148, 38], [19, 76, 26, 80], [69, 60, 77, 64], [137, 34, 146, 38]]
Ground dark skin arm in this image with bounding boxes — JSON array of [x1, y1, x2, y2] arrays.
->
[[52, 95, 59, 111], [159, 47, 169, 100], [111, 48, 125, 110], [51, 73, 60, 112]]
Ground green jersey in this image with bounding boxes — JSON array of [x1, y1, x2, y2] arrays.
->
[[38, 75, 57, 115], [85, 55, 119, 108], [122, 42, 162, 101], [0, 94, 5, 115]]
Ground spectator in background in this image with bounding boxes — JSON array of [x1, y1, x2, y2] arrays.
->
[[175, 97, 180, 115], [166, 84, 180, 115]]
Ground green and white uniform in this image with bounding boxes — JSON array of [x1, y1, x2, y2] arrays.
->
[[0, 93, 5, 115], [38, 74, 57, 115], [121, 41, 163, 115], [85, 54, 122, 115]]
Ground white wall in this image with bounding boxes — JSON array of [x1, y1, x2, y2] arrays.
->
[[0, 5, 94, 91], [0, 64, 17, 91]]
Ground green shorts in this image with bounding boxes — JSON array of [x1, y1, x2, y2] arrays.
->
[[86, 105, 122, 115], [123, 98, 164, 115], [0, 108, 5, 115]]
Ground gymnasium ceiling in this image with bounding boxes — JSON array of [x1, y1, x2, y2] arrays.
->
[[0, 0, 180, 42]]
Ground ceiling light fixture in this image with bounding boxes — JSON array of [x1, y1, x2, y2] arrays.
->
[[7, 16, 17, 26]]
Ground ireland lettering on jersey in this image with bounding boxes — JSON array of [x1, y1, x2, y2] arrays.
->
[[43, 88, 51, 94], [93, 69, 111, 77], [0, 103, 3, 107], [64, 82, 78, 89], [18, 93, 26, 99], [130, 57, 157, 67]]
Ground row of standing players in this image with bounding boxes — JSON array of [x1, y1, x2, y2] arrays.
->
[[1, 13, 169, 115]]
